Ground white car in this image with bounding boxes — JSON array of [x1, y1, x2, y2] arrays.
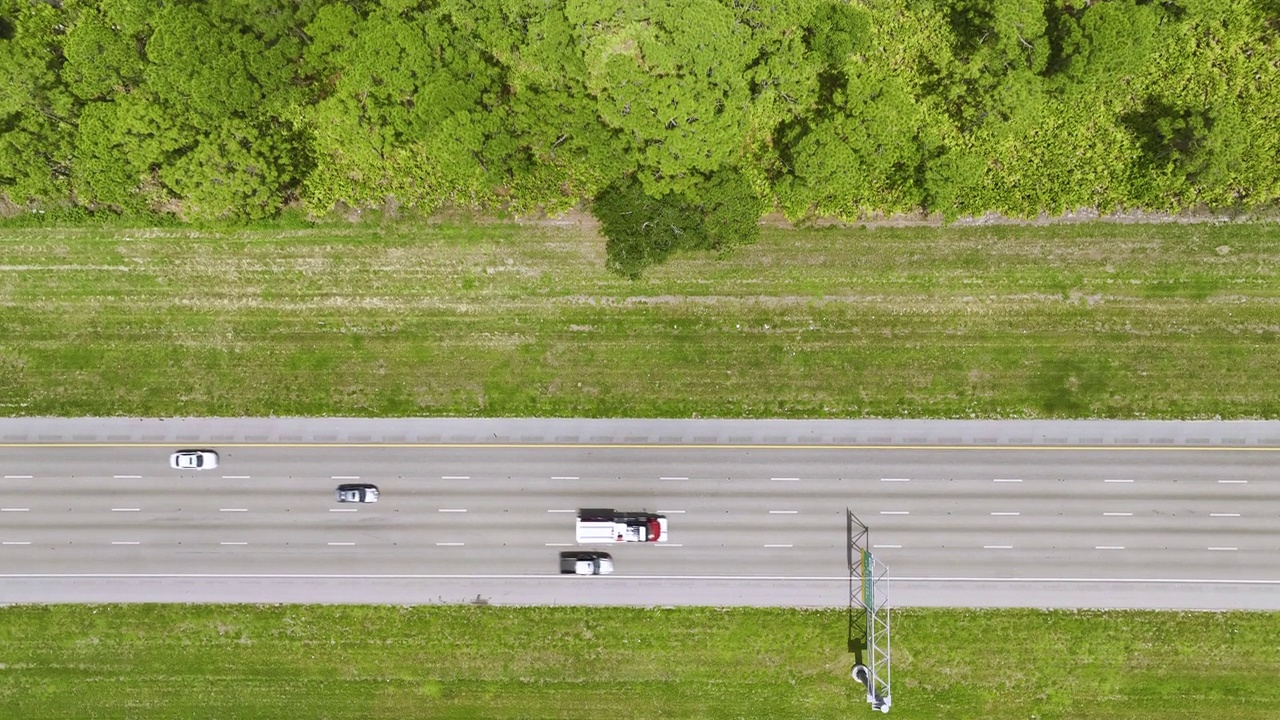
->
[[169, 450, 219, 470], [335, 483, 379, 503]]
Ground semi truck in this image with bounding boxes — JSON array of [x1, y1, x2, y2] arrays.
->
[[576, 508, 668, 543]]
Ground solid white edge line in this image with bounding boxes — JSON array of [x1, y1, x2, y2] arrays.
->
[[4, 573, 1280, 585], [1210, 513, 1241, 517], [3, 475, 33, 479], [441, 476, 470, 480], [1103, 512, 1134, 516], [990, 512, 1020, 516], [768, 510, 798, 514]]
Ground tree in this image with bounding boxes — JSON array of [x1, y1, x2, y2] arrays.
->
[[0, 0, 77, 203], [593, 167, 763, 278], [160, 117, 310, 220], [300, 4, 505, 214], [566, 0, 753, 196]]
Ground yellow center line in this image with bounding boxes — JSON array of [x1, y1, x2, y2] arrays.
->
[[0, 442, 1276, 452]]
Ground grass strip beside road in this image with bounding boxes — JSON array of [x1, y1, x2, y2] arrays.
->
[[0, 605, 1276, 719], [1, 221, 1279, 418]]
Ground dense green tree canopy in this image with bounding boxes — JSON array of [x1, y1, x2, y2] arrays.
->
[[1, 0, 1278, 267]]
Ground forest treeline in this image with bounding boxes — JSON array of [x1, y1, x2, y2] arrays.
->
[[2, 0, 1279, 272]]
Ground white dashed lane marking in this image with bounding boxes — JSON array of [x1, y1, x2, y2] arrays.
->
[[551, 476, 579, 480], [1104, 479, 1134, 484], [111, 541, 140, 546], [1103, 512, 1133, 517], [332, 475, 360, 480], [879, 511, 909, 515], [546, 509, 574, 513], [3, 475, 32, 479], [1208, 547, 1238, 551], [880, 478, 910, 483], [438, 509, 467, 513], [771, 477, 799, 482], [2, 541, 31, 545], [220, 542, 248, 546], [442, 476, 470, 480], [993, 478, 1022, 483], [1210, 513, 1241, 517], [660, 476, 688, 481], [220, 508, 248, 512], [544, 542, 573, 547], [873, 544, 902, 549], [327, 542, 355, 546], [764, 544, 793, 548], [222, 475, 250, 479], [769, 510, 798, 514], [1, 508, 29, 512], [329, 509, 357, 513], [1218, 480, 1248, 484], [991, 512, 1020, 516], [1096, 546, 1125, 550], [983, 545, 1013, 549], [111, 508, 140, 512], [113, 475, 141, 479], [435, 542, 465, 547]]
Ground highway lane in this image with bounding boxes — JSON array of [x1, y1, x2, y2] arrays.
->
[[2, 433, 1279, 608]]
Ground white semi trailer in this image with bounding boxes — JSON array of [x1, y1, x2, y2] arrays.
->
[[575, 508, 668, 543]]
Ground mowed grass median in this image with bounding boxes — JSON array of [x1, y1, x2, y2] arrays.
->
[[0, 605, 1277, 719], [1, 220, 1278, 418]]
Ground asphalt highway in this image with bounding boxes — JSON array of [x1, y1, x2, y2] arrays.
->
[[1, 418, 1278, 609]]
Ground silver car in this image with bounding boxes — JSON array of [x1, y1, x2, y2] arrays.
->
[[335, 483, 379, 503], [169, 450, 219, 470]]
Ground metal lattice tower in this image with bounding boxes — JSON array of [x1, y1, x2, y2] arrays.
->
[[848, 510, 892, 713]]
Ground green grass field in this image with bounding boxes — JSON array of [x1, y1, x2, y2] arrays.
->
[[0, 605, 1276, 719], [2, 220, 1278, 418]]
